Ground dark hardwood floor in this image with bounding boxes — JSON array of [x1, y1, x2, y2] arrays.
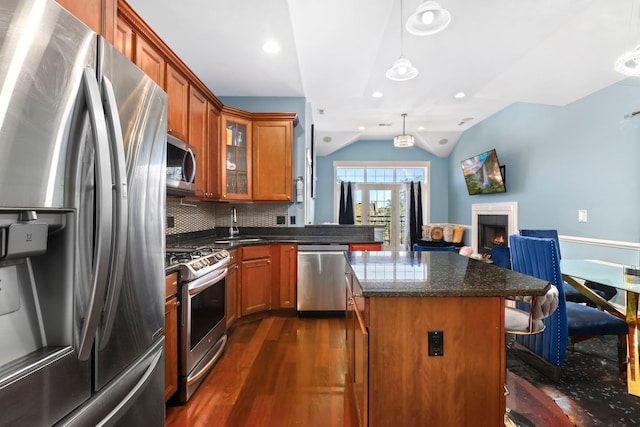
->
[[165, 315, 572, 427]]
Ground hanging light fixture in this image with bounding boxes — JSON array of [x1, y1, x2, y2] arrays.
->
[[615, 2, 640, 76], [406, 1, 451, 36], [615, 45, 640, 76], [386, 0, 418, 81], [394, 113, 415, 148]]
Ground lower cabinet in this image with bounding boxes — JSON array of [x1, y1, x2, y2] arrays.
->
[[240, 245, 272, 316], [271, 244, 297, 310], [164, 272, 179, 402], [348, 243, 382, 252], [345, 272, 368, 427], [226, 249, 238, 328]]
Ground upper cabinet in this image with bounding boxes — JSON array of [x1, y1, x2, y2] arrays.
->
[[114, 16, 134, 60], [252, 114, 296, 202], [205, 102, 222, 200], [135, 35, 165, 88], [116, 1, 296, 203], [165, 65, 190, 142], [56, 0, 116, 43], [189, 86, 207, 198], [220, 109, 252, 201]]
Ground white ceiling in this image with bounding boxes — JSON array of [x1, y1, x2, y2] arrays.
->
[[126, 0, 638, 157]]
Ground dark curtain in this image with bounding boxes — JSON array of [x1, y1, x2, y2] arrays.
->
[[409, 182, 417, 245], [338, 181, 355, 224], [338, 181, 346, 224], [407, 181, 422, 247], [345, 182, 355, 224]]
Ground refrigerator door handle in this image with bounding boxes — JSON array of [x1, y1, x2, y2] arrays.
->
[[95, 349, 163, 427], [97, 76, 129, 350], [77, 67, 114, 361]]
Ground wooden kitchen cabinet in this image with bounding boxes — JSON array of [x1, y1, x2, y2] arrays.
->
[[114, 16, 134, 60], [56, 0, 116, 42], [252, 115, 296, 202], [240, 245, 271, 316], [271, 244, 297, 310], [164, 272, 179, 402], [220, 109, 252, 201], [165, 64, 190, 142], [135, 35, 165, 88], [345, 273, 368, 427], [203, 102, 221, 200], [226, 249, 238, 328], [349, 243, 382, 252], [188, 86, 207, 198]]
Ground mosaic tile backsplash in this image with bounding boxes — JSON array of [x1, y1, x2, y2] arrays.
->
[[166, 198, 290, 235]]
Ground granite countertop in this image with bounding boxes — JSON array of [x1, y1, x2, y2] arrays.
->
[[346, 251, 550, 298], [167, 235, 378, 250]]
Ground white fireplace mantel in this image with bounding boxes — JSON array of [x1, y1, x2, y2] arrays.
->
[[472, 202, 518, 254]]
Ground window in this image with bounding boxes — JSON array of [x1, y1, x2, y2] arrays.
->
[[334, 161, 429, 250]]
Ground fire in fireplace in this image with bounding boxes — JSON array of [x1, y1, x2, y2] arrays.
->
[[477, 214, 508, 256]]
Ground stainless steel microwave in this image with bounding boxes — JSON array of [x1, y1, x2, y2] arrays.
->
[[167, 134, 197, 196]]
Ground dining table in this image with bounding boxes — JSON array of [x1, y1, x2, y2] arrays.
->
[[561, 259, 640, 397]]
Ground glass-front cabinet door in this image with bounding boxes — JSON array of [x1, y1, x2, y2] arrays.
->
[[220, 112, 252, 200]]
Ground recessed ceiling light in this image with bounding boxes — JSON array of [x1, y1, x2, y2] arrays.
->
[[322, 136, 332, 143], [358, 126, 365, 131], [438, 138, 449, 145], [417, 126, 425, 131], [454, 92, 466, 99], [372, 91, 383, 98], [262, 40, 280, 54]]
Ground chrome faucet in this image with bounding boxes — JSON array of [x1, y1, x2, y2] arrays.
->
[[229, 207, 239, 237]]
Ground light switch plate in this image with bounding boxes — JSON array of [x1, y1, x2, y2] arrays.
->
[[578, 210, 588, 223]]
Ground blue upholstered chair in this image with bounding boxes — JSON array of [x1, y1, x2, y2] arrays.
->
[[509, 235, 628, 380], [491, 246, 511, 269], [519, 229, 610, 305], [412, 243, 456, 252]]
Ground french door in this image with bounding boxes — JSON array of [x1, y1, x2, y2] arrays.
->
[[353, 184, 405, 250]]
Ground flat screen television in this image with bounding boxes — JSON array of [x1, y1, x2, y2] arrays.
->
[[460, 149, 506, 195]]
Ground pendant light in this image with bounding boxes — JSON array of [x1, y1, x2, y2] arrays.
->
[[394, 113, 415, 148], [406, 1, 451, 36], [386, 0, 418, 81], [615, 2, 640, 76], [615, 45, 640, 76]]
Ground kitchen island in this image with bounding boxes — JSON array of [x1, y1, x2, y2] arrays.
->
[[344, 251, 550, 427]]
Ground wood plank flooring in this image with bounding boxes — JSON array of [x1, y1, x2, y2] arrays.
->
[[166, 315, 354, 427], [165, 315, 570, 427]]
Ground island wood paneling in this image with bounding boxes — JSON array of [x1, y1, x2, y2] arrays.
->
[[367, 296, 506, 427]]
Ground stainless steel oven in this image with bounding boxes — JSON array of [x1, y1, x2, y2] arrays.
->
[[167, 246, 230, 402]]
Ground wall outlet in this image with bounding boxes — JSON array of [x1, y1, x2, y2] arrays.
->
[[167, 216, 175, 228], [290, 215, 296, 225], [276, 216, 286, 225], [578, 210, 588, 223], [428, 330, 444, 356]]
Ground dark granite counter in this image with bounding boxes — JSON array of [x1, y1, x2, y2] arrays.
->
[[346, 251, 550, 298]]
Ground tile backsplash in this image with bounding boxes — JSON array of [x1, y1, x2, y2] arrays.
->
[[166, 198, 289, 235]]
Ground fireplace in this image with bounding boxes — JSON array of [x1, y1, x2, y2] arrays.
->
[[477, 215, 508, 256], [472, 202, 518, 255]]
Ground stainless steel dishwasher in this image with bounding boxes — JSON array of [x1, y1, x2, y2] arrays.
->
[[297, 244, 350, 312]]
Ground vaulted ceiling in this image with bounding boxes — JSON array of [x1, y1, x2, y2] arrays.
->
[[127, 0, 638, 157]]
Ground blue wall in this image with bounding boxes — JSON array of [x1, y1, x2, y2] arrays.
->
[[314, 140, 449, 223], [448, 83, 640, 263]]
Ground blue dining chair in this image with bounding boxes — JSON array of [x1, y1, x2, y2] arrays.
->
[[509, 235, 628, 380], [519, 229, 611, 305]]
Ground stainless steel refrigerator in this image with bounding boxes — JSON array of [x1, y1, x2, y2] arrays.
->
[[0, 0, 167, 425]]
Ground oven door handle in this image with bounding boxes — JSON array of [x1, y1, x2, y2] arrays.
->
[[187, 268, 228, 296]]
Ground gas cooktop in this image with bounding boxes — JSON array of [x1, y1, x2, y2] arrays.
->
[[166, 246, 230, 281]]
